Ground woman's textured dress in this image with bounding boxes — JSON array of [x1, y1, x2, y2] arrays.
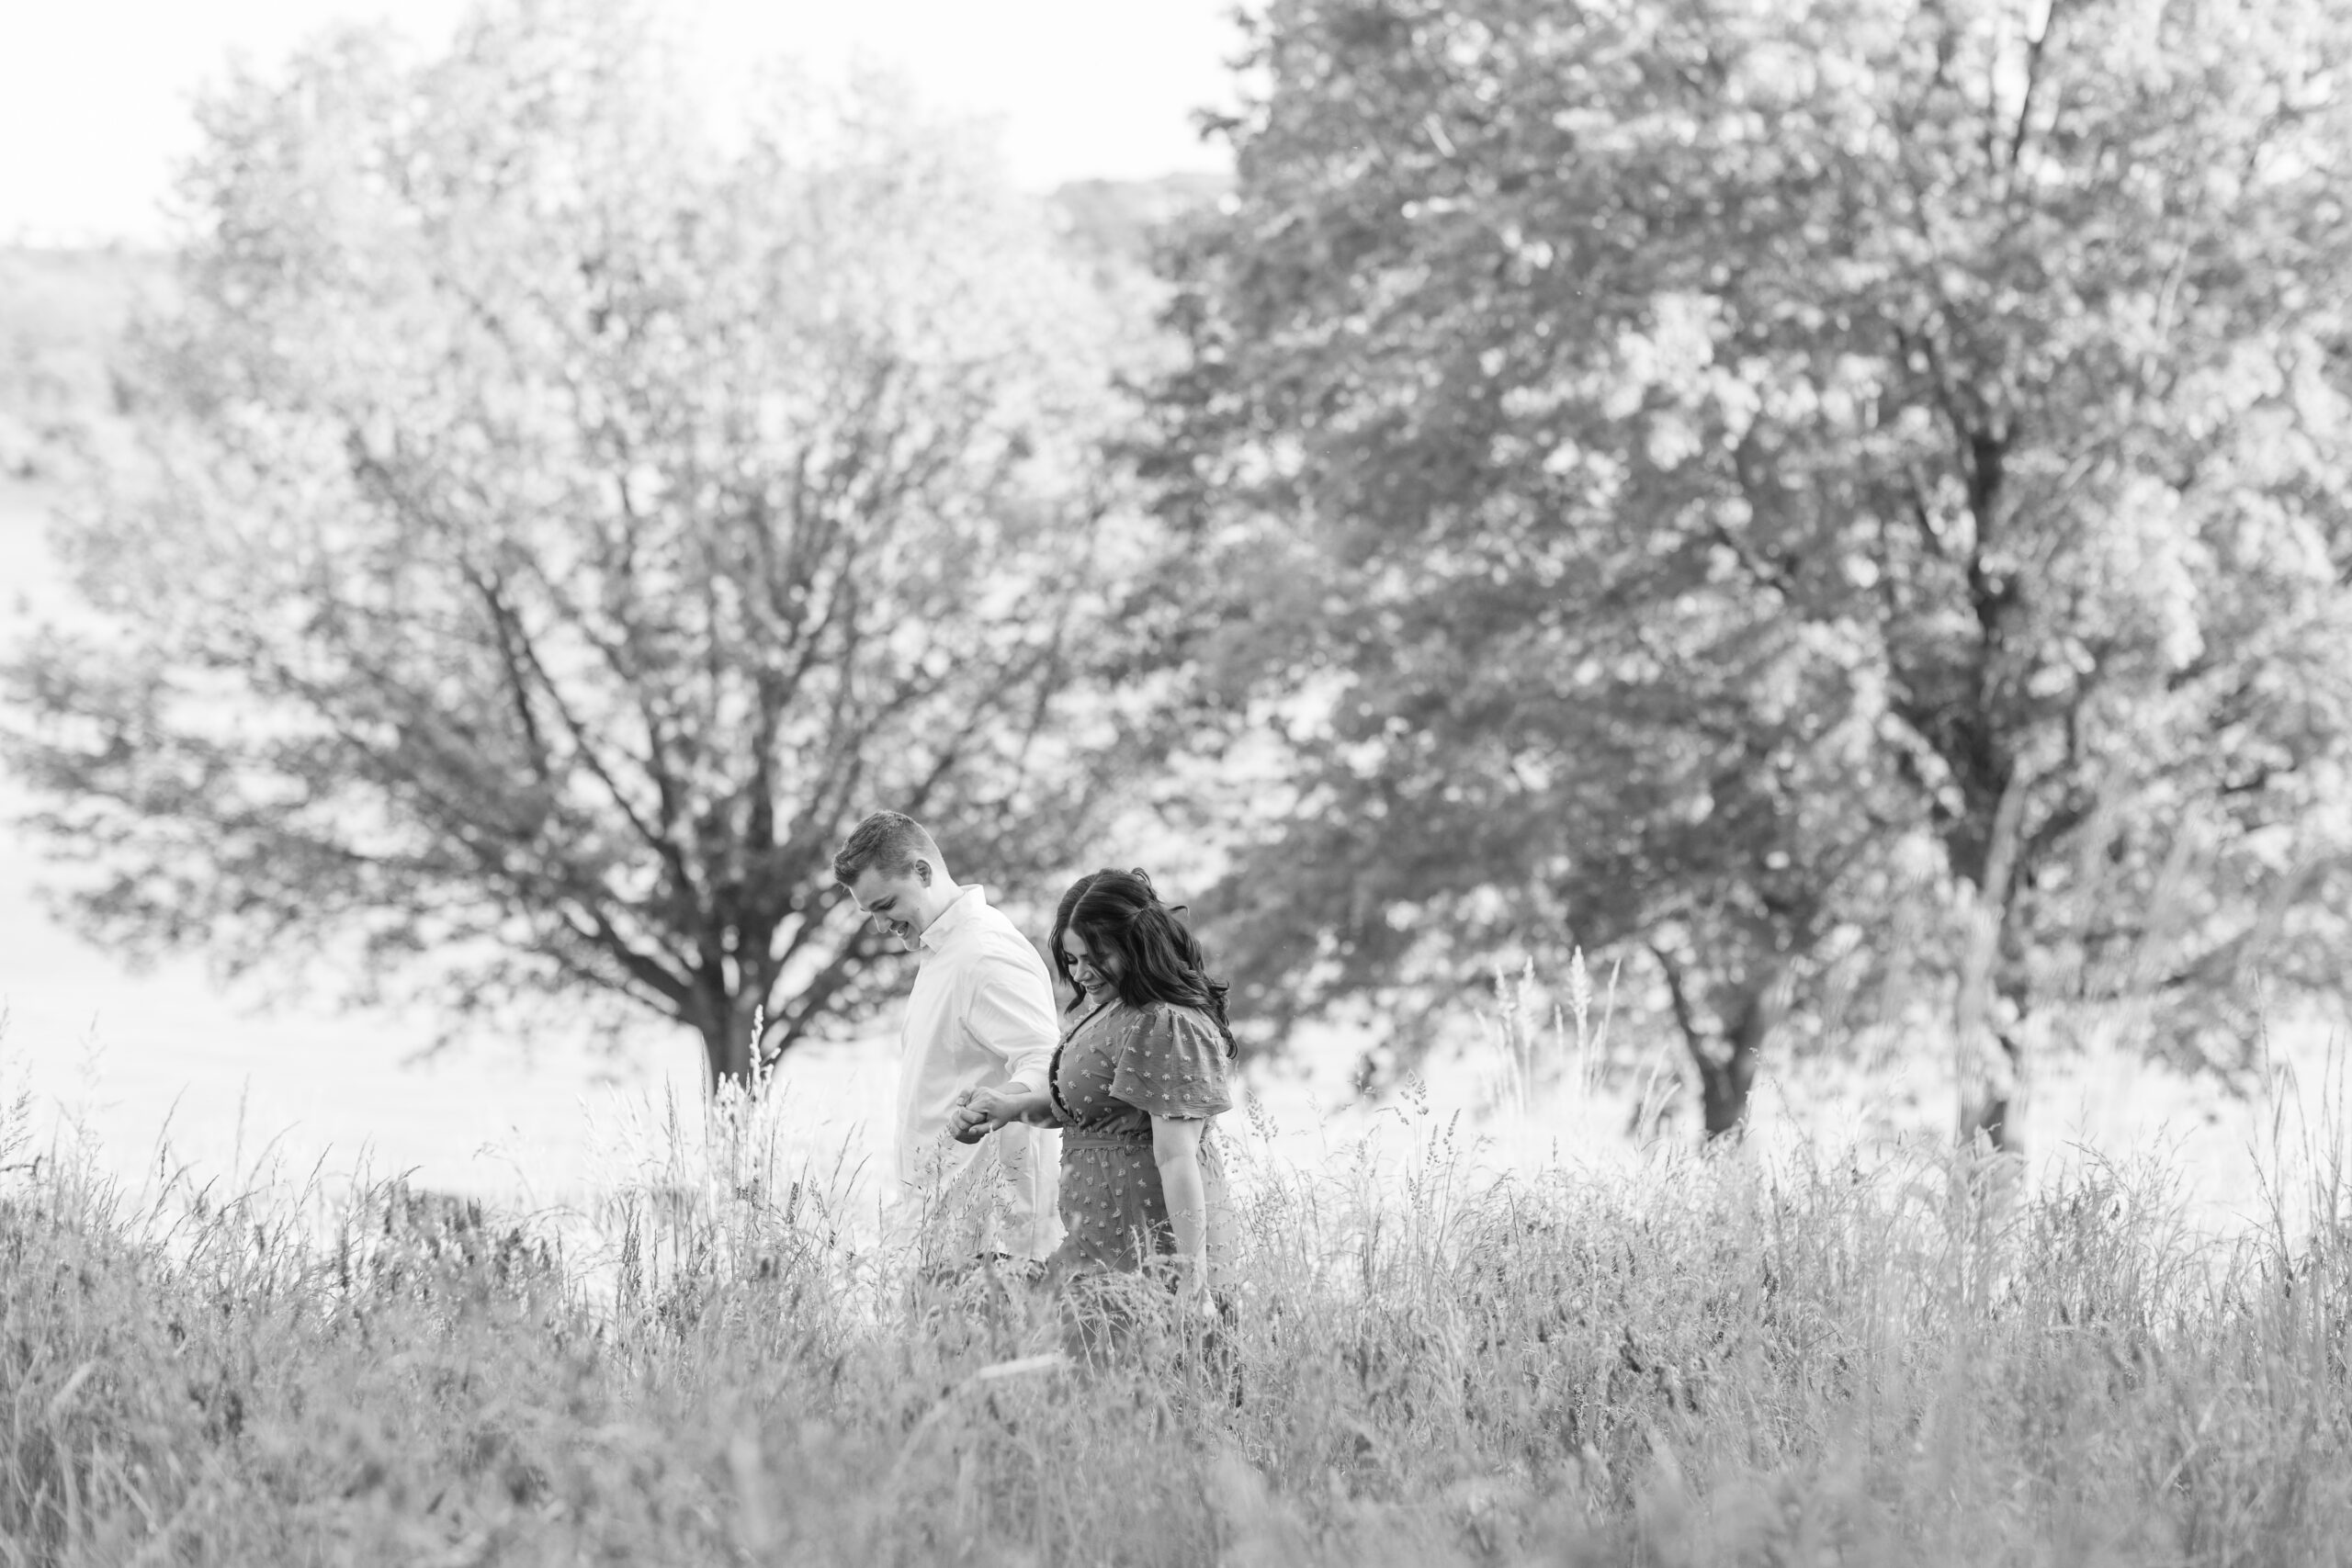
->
[[1046, 998, 1234, 1279]]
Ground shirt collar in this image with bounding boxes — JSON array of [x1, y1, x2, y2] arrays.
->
[[917, 885, 989, 951]]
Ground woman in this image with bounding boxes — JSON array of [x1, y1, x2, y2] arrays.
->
[[949, 869, 1236, 1292]]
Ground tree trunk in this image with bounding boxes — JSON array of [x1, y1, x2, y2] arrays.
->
[[694, 988, 761, 1095], [1693, 1038, 1757, 1140], [1698, 968, 1792, 1139], [1657, 948, 1791, 1142], [1955, 774, 2029, 1154], [1959, 1028, 2021, 1149]]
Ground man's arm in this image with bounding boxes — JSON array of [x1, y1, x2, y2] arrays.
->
[[961, 950, 1061, 1093], [956, 946, 1069, 1258]]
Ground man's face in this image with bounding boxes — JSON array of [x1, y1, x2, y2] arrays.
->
[[848, 863, 933, 951]]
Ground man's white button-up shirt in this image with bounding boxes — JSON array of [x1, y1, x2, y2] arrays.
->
[[895, 885, 1062, 1262]]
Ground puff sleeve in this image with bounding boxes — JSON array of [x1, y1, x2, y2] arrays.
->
[[1108, 1004, 1232, 1121]]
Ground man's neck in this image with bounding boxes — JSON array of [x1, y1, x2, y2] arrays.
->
[[916, 878, 970, 935]]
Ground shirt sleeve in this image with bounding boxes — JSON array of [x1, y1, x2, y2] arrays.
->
[[961, 950, 1060, 1087], [1109, 1004, 1232, 1121]]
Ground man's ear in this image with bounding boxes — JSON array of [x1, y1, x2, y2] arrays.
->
[[914, 859, 933, 886]]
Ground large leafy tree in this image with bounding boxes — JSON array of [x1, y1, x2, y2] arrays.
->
[[3, 3, 1140, 1088], [1153, 0, 2352, 1139]]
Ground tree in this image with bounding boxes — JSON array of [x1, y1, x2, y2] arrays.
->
[[1150, 0, 2352, 1139], [2, 2, 1141, 1089]]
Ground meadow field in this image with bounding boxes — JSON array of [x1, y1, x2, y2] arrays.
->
[[6, 1000, 2349, 1568], [9, 1, 2352, 1558]]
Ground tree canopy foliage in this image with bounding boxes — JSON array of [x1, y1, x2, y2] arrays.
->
[[4, 2, 1145, 1086], [1153, 0, 2352, 1137]]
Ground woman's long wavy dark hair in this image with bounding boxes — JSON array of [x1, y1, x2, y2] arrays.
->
[[1053, 868, 1235, 1055], [1047, 871, 1106, 1010]]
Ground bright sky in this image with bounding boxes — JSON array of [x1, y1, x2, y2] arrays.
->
[[0, 0, 1243, 243]]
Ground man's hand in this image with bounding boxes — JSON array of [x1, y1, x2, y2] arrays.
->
[[947, 1088, 985, 1143], [949, 1087, 1012, 1144]]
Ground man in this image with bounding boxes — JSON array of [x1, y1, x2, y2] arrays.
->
[[832, 809, 1062, 1266]]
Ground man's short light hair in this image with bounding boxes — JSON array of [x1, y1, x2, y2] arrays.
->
[[832, 810, 943, 886]]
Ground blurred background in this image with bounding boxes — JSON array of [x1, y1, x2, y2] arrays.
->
[[4, 0, 2347, 1224], [0, 0, 1238, 1198]]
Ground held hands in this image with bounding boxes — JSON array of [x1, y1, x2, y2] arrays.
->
[[947, 1087, 1019, 1144]]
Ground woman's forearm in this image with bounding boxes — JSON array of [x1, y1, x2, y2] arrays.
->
[[1150, 1119, 1210, 1272], [993, 1079, 1059, 1126]]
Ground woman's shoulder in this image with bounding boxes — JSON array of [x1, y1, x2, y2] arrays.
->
[[1107, 998, 1231, 1109], [1127, 998, 1224, 1044], [1120, 996, 1205, 1022]]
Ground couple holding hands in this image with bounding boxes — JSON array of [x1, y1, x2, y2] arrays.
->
[[831, 810, 1236, 1298]]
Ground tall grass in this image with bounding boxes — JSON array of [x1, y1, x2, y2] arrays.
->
[[4, 1013, 2348, 1566]]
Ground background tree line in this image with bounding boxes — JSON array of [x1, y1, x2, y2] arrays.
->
[[4, 6, 1186, 1087], [1150, 0, 2352, 1142], [6, 0, 2351, 1143]]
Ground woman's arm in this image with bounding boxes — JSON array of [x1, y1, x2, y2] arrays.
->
[[948, 1081, 1057, 1142], [995, 1079, 1060, 1126], [1149, 1113, 1211, 1280]]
